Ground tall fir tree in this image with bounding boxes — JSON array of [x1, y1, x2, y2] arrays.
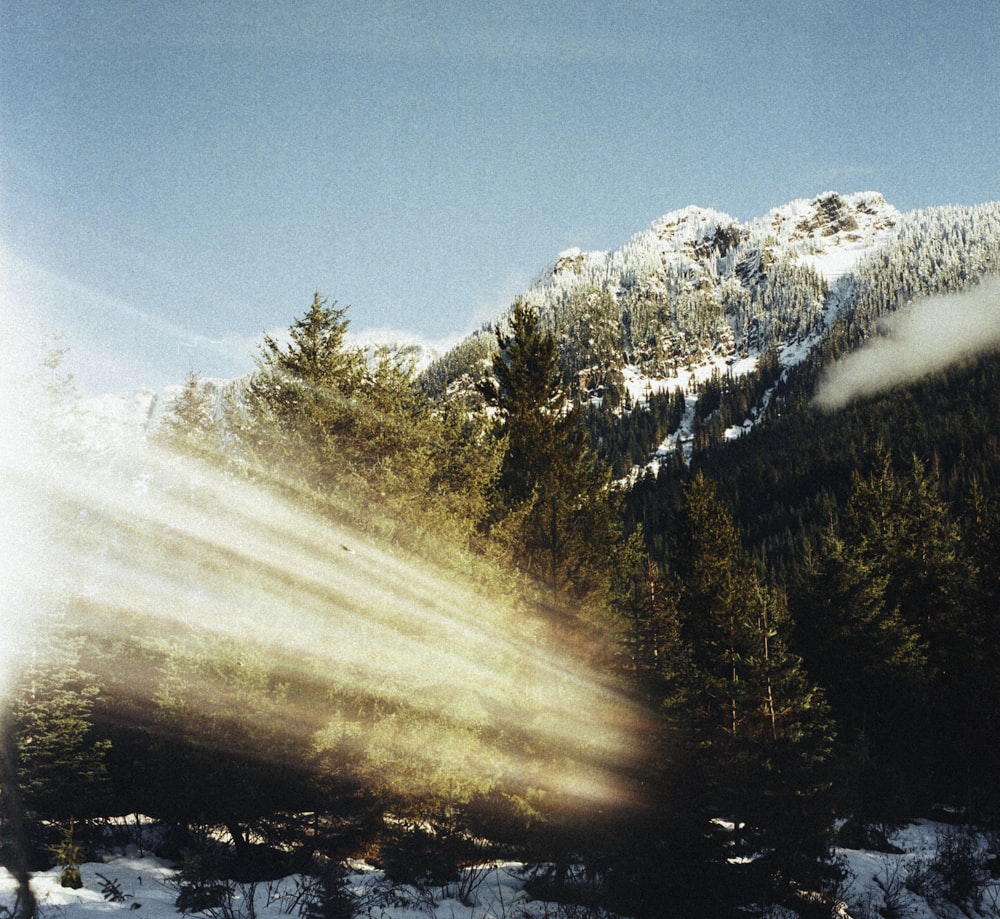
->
[[670, 473, 836, 907], [240, 292, 365, 470], [158, 371, 219, 457], [481, 300, 620, 603], [839, 447, 972, 809], [1, 636, 111, 849], [792, 525, 929, 821]]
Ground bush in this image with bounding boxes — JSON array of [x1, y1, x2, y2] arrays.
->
[[298, 866, 356, 919], [376, 820, 463, 888], [171, 849, 233, 915], [905, 826, 987, 911]]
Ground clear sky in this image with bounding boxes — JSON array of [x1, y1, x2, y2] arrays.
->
[[3, 0, 998, 394]]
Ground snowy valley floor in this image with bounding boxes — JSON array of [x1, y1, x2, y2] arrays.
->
[[3, 821, 1000, 919]]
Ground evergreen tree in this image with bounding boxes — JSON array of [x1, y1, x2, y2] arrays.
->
[[148, 639, 319, 862], [239, 292, 365, 472], [792, 526, 929, 821], [482, 299, 566, 511], [959, 478, 1000, 814], [838, 447, 972, 809], [1, 637, 111, 848], [482, 300, 620, 603], [257, 293, 362, 392], [234, 294, 496, 546], [670, 473, 836, 906], [158, 371, 219, 457], [609, 530, 685, 682], [0, 701, 37, 919]]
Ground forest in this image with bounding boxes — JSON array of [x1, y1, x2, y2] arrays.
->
[[4, 251, 1000, 918]]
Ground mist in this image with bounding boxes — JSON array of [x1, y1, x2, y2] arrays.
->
[[813, 275, 1000, 411]]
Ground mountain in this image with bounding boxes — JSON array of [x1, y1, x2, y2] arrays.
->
[[423, 191, 1000, 473], [64, 191, 1000, 483]]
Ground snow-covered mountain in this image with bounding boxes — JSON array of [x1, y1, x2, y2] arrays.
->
[[424, 191, 1000, 469], [530, 190, 899, 296], [430, 192, 910, 393]]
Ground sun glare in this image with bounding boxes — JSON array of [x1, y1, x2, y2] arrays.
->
[[1, 388, 652, 812]]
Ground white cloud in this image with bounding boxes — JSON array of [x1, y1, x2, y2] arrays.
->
[[813, 276, 1000, 411]]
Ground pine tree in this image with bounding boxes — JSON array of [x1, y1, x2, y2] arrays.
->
[[482, 300, 620, 603], [609, 530, 685, 683], [239, 292, 365, 470], [257, 292, 362, 391], [793, 504, 933, 818], [672, 472, 743, 737], [158, 371, 218, 457], [0, 701, 37, 919], [837, 447, 972, 810], [670, 473, 836, 904], [2, 637, 111, 843], [959, 478, 1000, 813], [481, 299, 566, 511]]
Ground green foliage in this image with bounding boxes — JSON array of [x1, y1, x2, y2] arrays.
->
[[636, 335, 1000, 828], [158, 371, 220, 457], [229, 294, 496, 549], [172, 848, 231, 914], [3, 637, 110, 829], [665, 474, 837, 903], [95, 873, 127, 903], [584, 385, 686, 478], [376, 818, 464, 889], [482, 300, 622, 604], [257, 293, 363, 393], [24, 227, 1000, 914], [148, 639, 317, 833], [904, 827, 989, 913], [51, 823, 85, 889], [238, 292, 365, 471], [298, 866, 356, 919]]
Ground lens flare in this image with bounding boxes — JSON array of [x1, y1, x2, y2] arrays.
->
[[1, 391, 652, 813]]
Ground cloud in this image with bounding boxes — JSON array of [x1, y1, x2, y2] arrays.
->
[[813, 276, 1000, 411], [347, 326, 467, 368]]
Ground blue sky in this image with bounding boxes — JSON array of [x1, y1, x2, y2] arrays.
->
[[3, 0, 997, 394]]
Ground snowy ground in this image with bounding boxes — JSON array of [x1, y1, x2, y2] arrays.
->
[[0, 854, 596, 919], [4, 821, 999, 919], [833, 820, 1000, 919]]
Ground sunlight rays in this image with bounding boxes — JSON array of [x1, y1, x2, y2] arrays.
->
[[2, 406, 650, 811]]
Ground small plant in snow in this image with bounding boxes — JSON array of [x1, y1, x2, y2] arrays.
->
[[297, 867, 356, 919], [448, 862, 494, 908], [904, 826, 987, 913], [52, 822, 86, 890], [872, 853, 909, 919], [96, 873, 127, 903], [169, 849, 238, 918]]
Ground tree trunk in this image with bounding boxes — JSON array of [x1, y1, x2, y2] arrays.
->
[[0, 702, 37, 919]]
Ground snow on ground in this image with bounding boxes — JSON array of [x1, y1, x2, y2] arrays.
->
[[833, 821, 1000, 919], [620, 350, 764, 478], [0, 854, 616, 919], [4, 821, 999, 919]]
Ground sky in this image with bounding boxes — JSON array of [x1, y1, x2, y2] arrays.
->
[[2, 0, 998, 395]]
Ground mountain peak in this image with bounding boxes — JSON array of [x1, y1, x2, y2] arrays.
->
[[763, 190, 898, 237], [528, 191, 897, 297], [758, 190, 900, 283]]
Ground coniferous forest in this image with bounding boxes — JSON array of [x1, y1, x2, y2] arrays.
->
[[4, 197, 1000, 919]]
